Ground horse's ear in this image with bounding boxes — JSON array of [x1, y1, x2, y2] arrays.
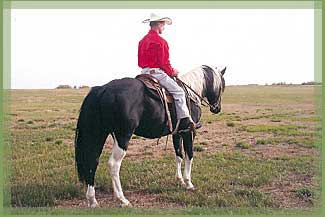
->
[[221, 67, 226, 76]]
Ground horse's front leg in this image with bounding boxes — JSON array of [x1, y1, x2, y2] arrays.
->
[[86, 185, 98, 208], [173, 134, 186, 187], [182, 132, 195, 190]]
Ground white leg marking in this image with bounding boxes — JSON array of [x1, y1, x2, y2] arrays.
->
[[86, 185, 98, 208], [108, 137, 131, 207], [175, 156, 186, 186], [183, 154, 194, 190]]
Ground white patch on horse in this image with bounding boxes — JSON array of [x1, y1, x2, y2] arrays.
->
[[183, 154, 194, 190], [108, 134, 131, 207], [86, 185, 98, 208], [180, 65, 225, 104], [175, 156, 186, 186], [180, 67, 206, 104]]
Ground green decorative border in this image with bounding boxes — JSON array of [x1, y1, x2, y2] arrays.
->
[[0, 0, 3, 214], [1, 0, 323, 216], [2, 3, 11, 216], [4, 1, 317, 9], [1, 0, 12, 216]]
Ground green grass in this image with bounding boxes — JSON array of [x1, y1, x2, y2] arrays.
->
[[9, 142, 316, 207], [101, 153, 315, 208], [294, 188, 314, 199], [7, 86, 321, 212], [240, 124, 314, 136], [222, 85, 317, 105], [193, 144, 205, 152], [54, 139, 63, 145], [8, 206, 320, 215], [235, 141, 251, 149], [270, 118, 281, 122], [256, 138, 274, 145], [226, 121, 235, 127], [256, 137, 317, 148]]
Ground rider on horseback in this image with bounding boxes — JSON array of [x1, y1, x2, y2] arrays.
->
[[138, 13, 200, 132]]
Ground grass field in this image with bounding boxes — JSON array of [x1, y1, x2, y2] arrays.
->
[[6, 85, 322, 214]]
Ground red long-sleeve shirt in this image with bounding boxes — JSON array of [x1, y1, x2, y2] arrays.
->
[[138, 29, 176, 76]]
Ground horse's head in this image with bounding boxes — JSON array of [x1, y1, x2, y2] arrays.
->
[[202, 65, 226, 114]]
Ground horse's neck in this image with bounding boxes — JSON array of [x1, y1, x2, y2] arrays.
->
[[180, 68, 207, 103]]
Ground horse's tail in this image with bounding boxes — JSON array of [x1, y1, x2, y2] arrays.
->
[[75, 86, 107, 185]]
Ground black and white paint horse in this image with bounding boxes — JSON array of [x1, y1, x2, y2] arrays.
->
[[75, 65, 226, 207]]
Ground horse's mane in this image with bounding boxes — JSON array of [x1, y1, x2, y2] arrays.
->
[[180, 65, 223, 104], [179, 66, 206, 104]]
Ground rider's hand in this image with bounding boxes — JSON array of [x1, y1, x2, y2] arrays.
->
[[173, 69, 179, 77]]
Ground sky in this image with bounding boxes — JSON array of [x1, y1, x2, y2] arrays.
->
[[11, 9, 314, 89]]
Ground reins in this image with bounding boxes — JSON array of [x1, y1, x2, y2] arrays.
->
[[156, 70, 221, 150], [175, 77, 216, 110]]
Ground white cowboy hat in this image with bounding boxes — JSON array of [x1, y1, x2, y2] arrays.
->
[[142, 13, 172, 25]]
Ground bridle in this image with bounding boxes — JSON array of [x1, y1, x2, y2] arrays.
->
[[211, 85, 222, 111], [202, 65, 224, 111]]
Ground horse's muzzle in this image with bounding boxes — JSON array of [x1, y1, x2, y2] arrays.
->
[[210, 105, 221, 114]]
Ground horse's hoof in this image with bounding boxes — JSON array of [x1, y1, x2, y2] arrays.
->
[[176, 177, 186, 187], [88, 200, 99, 208], [187, 186, 195, 191], [184, 179, 195, 191], [120, 200, 132, 208], [90, 203, 98, 208]]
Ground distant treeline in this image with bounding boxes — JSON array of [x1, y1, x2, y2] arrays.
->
[[56, 85, 90, 89], [300, 81, 322, 85], [56, 81, 322, 89], [265, 81, 322, 86]]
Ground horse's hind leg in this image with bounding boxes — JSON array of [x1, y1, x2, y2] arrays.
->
[[173, 134, 186, 187], [108, 133, 132, 207], [85, 131, 108, 208]]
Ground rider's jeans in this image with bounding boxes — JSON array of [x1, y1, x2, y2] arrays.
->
[[141, 68, 190, 120]]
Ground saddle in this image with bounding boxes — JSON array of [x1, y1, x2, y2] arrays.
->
[[135, 74, 189, 133], [136, 74, 174, 103]]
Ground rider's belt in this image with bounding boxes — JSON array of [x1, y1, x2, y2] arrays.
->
[[142, 67, 161, 74]]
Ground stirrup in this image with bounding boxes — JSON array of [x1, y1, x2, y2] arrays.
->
[[177, 122, 197, 134], [177, 128, 193, 134], [172, 120, 202, 134]]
